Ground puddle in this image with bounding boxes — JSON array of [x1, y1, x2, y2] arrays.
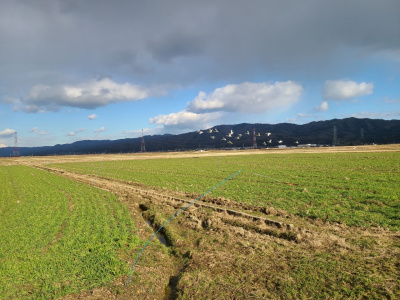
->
[[138, 205, 169, 246], [144, 218, 169, 246]]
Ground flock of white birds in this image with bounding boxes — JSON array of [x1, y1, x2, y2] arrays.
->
[[197, 128, 300, 146]]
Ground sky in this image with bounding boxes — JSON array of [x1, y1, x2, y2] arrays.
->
[[0, 0, 400, 147]]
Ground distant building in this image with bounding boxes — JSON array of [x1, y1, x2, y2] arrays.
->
[[297, 144, 317, 148]]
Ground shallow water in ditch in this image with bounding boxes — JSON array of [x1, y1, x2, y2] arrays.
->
[[144, 219, 168, 246], [140, 212, 169, 246]]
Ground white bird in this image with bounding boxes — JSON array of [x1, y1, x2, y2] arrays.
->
[[238, 133, 242, 137], [227, 141, 233, 144], [266, 132, 271, 136], [268, 139, 272, 143], [295, 141, 299, 144], [235, 136, 240, 139], [227, 133, 232, 137], [278, 140, 283, 144], [257, 133, 261, 137], [208, 129, 213, 133], [230, 129, 234, 135], [222, 137, 226, 141], [214, 129, 219, 133], [263, 141, 266, 145], [211, 136, 215, 139], [245, 131, 250, 135], [197, 130, 203, 134]]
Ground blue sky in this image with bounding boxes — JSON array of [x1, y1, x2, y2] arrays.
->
[[1, 0, 400, 147]]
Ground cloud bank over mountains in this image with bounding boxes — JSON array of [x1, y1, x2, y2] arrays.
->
[[186, 82, 303, 113], [151, 81, 303, 130]]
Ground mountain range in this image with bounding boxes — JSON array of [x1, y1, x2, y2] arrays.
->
[[1, 118, 399, 157]]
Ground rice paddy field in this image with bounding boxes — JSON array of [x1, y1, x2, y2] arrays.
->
[[1, 146, 400, 299]]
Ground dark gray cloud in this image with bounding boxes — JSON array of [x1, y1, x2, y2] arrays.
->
[[0, 0, 399, 105], [147, 30, 208, 63]]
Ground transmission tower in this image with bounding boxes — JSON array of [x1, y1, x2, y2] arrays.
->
[[252, 128, 257, 149], [140, 129, 146, 153], [332, 126, 337, 146], [360, 128, 364, 143], [13, 131, 20, 157]]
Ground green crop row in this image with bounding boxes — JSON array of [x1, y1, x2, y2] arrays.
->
[[51, 152, 400, 230], [0, 165, 141, 299]]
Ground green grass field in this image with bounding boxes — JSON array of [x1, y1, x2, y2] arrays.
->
[[52, 152, 400, 231], [0, 165, 141, 299], [2, 151, 399, 299]]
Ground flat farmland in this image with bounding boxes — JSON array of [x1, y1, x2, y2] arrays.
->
[[50, 151, 400, 230], [1, 146, 400, 299]]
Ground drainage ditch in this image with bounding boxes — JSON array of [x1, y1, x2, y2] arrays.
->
[[138, 203, 169, 247], [138, 203, 184, 299], [143, 219, 168, 246]]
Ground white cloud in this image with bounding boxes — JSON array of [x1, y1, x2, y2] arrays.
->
[[88, 114, 97, 120], [94, 126, 105, 132], [314, 101, 329, 111], [287, 112, 313, 123], [67, 128, 86, 136], [38, 131, 50, 135], [150, 110, 222, 129], [11, 78, 164, 112], [149, 81, 302, 131], [297, 113, 312, 118], [350, 111, 400, 119], [383, 97, 400, 104], [323, 80, 374, 100], [0, 128, 16, 137], [29, 127, 49, 135], [13, 104, 51, 113], [186, 81, 303, 113], [0, 143, 6, 148]]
